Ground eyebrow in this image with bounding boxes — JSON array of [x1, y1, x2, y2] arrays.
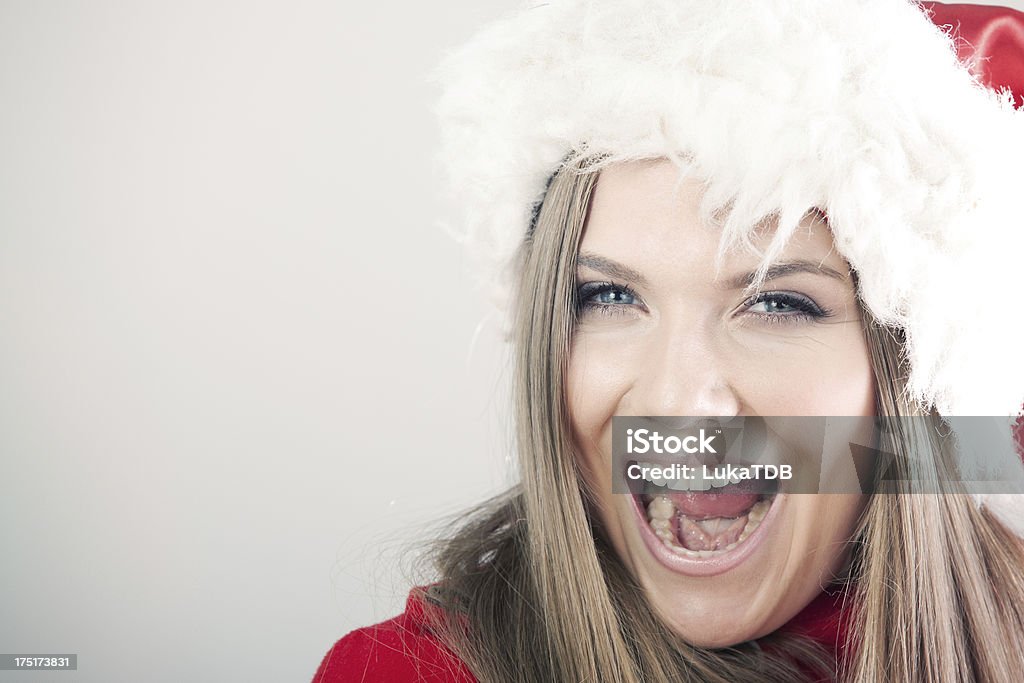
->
[[576, 253, 650, 288], [723, 259, 851, 290], [576, 252, 849, 290]]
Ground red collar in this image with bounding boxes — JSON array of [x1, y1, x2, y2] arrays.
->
[[779, 583, 854, 663]]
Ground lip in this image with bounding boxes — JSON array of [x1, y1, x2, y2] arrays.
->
[[629, 491, 785, 577]]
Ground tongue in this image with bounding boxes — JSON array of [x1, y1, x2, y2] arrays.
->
[[679, 514, 748, 551], [667, 491, 759, 520]]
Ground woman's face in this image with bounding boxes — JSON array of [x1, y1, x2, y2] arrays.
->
[[566, 160, 874, 648]]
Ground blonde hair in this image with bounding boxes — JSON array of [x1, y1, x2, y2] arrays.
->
[[428, 161, 1024, 682]]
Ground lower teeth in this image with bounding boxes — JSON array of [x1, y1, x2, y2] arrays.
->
[[646, 496, 772, 558]]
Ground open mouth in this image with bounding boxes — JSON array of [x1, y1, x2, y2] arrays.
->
[[629, 463, 780, 558]]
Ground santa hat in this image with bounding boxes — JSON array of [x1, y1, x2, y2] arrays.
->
[[434, 0, 1024, 529]]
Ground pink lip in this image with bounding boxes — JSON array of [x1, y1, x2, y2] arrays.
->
[[629, 492, 785, 577]]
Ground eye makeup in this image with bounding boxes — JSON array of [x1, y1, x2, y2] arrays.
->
[[739, 291, 834, 326], [576, 280, 644, 318], [575, 279, 836, 327]]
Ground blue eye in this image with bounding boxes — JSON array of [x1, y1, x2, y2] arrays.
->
[[594, 288, 636, 305], [576, 281, 641, 316], [744, 292, 831, 323]]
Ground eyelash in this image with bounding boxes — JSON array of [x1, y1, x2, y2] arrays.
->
[[575, 282, 833, 324], [576, 281, 644, 318], [742, 291, 833, 325]]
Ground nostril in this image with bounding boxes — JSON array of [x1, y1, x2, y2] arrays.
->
[[649, 415, 725, 431]]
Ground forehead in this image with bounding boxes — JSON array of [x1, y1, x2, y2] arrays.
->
[[582, 160, 846, 282]]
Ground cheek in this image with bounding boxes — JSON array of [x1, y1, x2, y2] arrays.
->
[[739, 330, 876, 416], [566, 337, 635, 500], [823, 351, 876, 417], [566, 336, 632, 443], [803, 494, 867, 573]]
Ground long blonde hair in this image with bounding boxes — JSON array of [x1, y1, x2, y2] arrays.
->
[[428, 161, 1024, 682]]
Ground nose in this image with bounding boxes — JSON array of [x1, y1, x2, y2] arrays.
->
[[627, 317, 742, 420]]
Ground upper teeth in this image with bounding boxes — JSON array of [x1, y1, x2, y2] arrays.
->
[[634, 461, 740, 491]]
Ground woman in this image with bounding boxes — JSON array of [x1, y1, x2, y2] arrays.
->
[[315, 1, 1024, 681]]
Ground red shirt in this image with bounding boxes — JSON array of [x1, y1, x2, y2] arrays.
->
[[311, 585, 852, 683], [311, 587, 474, 683]]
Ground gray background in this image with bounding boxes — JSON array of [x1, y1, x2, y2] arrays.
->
[[1, 1, 1020, 681]]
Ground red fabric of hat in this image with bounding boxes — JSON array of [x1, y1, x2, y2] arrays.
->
[[925, 2, 1024, 108]]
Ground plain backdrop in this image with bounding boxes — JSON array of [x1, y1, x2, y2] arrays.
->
[[2, 1, 1021, 682]]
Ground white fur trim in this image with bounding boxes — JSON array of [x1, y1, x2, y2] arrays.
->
[[435, 0, 1024, 420]]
